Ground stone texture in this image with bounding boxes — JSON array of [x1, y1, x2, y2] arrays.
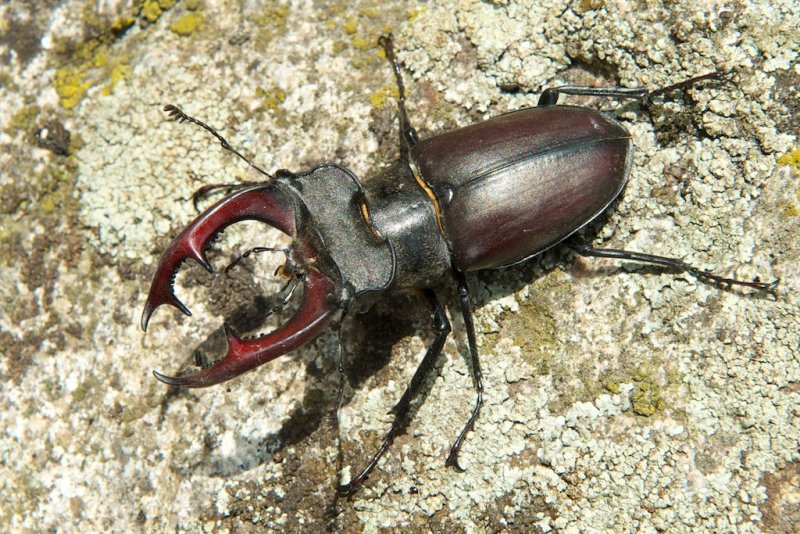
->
[[0, 0, 798, 531]]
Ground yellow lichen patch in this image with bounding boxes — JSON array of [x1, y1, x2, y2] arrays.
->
[[406, 6, 426, 22], [141, 0, 163, 23], [343, 17, 358, 35], [580, 0, 606, 9], [776, 149, 800, 216], [53, 41, 132, 110], [630, 371, 665, 417], [359, 7, 379, 18], [255, 85, 287, 112], [777, 148, 800, 171], [369, 84, 400, 108], [351, 34, 371, 50], [110, 16, 136, 33], [101, 64, 131, 96], [54, 67, 92, 110], [250, 4, 288, 29], [92, 51, 107, 68], [170, 12, 205, 36]]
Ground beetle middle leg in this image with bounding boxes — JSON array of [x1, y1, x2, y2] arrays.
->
[[445, 271, 484, 471], [337, 288, 451, 496], [568, 235, 778, 292]]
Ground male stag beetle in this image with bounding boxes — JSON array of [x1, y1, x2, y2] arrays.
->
[[141, 35, 777, 494]]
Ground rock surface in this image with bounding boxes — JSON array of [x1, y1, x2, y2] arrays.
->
[[1, 0, 798, 531]]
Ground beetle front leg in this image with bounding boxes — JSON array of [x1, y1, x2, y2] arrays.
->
[[338, 289, 450, 496], [568, 235, 778, 293], [445, 271, 484, 471], [378, 34, 419, 160]]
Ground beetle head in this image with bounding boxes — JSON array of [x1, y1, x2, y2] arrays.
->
[[141, 184, 342, 387]]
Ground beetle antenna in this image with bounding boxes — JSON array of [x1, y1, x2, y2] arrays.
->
[[163, 104, 274, 180]]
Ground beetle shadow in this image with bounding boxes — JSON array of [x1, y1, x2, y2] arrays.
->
[[334, 294, 450, 450], [152, 193, 770, 479], [154, 284, 438, 479]]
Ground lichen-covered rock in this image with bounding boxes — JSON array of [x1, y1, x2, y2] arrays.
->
[[0, 0, 797, 531]]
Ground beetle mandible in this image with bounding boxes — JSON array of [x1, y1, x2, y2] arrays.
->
[[141, 35, 777, 495]]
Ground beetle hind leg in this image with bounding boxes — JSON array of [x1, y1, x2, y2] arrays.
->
[[337, 289, 450, 496], [568, 235, 779, 293], [537, 71, 729, 108]]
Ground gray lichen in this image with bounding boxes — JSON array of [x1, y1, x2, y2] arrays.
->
[[0, 0, 797, 532]]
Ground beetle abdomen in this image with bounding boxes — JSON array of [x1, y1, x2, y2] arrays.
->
[[412, 106, 633, 271]]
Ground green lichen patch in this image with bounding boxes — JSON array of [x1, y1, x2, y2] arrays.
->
[[5, 105, 42, 137], [503, 293, 558, 375]]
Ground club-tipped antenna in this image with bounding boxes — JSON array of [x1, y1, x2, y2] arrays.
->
[[163, 104, 273, 180]]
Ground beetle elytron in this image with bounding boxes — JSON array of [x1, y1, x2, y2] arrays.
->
[[141, 35, 777, 494]]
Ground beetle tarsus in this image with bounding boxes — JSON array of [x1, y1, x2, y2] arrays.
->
[[224, 246, 288, 275], [646, 71, 732, 105]]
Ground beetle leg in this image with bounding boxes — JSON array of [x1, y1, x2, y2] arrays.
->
[[337, 289, 450, 496], [334, 318, 348, 422], [568, 235, 779, 293], [537, 71, 727, 107], [445, 271, 484, 471], [378, 34, 419, 160], [224, 246, 289, 275]]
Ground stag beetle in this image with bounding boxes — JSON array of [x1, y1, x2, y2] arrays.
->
[[141, 35, 777, 495]]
